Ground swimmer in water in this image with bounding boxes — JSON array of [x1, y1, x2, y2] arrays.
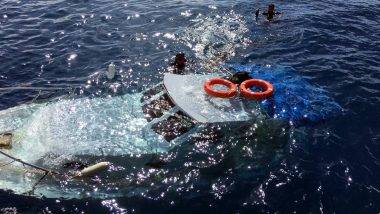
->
[[171, 53, 187, 74], [256, 4, 282, 21]]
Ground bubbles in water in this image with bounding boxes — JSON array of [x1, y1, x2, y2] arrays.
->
[[67, 53, 77, 61], [153, 32, 161, 37], [163, 33, 176, 40], [208, 5, 217, 10], [181, 10, 192, 17]]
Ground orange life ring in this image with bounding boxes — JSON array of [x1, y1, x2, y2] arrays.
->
[[240, 79, 274, 100], [204, 78, 238, 98]]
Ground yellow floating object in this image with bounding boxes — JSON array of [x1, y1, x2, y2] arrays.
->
[[75, 162, 110, 178]]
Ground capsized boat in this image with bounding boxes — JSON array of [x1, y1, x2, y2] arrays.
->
[[0, 64, 342, 198], [0, 71, 264, 198]]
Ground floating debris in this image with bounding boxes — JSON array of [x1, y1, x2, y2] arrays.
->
[[0, 133, 12, 149], [74, 162, 110, 178]]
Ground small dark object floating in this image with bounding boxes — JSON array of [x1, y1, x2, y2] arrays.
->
[[0, 132, 13, 149], [63, 161, 88, 170], [145, 156, 167, 169]]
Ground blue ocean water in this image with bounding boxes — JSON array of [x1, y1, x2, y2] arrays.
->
[[0, 0, 379, 213]]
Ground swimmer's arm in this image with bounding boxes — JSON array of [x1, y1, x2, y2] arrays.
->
[[255, 9, 260, 18]]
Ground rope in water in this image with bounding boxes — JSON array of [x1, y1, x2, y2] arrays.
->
[[0, 150, 60, 175]]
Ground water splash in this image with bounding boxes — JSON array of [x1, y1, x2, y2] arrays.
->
[[181, 10, 252, 66]]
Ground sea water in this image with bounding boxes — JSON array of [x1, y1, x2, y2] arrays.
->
[[0, 0, 379, 212]]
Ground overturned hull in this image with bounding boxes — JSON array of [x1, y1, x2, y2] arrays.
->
[[0, 72, 292, 198]]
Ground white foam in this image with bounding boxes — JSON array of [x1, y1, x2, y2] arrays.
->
[[182, 11, 251, 62]]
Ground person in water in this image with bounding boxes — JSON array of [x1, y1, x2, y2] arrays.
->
[[256, 4, 282, 21], [171, 53, 187, 74], [227, 71, 251, 84]]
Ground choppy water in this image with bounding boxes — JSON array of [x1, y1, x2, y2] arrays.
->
[[0, 0, 379, 213]]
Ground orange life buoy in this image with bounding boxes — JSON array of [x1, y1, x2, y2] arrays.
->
[[240, 79, 274, 100], [204, 78, 238, 98]]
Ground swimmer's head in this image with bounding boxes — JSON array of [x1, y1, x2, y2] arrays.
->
[[174, 53, 186, 70], [175, 53, 186, 62], [268, 4, 275, 12]]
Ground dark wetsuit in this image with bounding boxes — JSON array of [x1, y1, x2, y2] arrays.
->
[[262, 11, 282, 21], [171, 53, 187, 74]]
